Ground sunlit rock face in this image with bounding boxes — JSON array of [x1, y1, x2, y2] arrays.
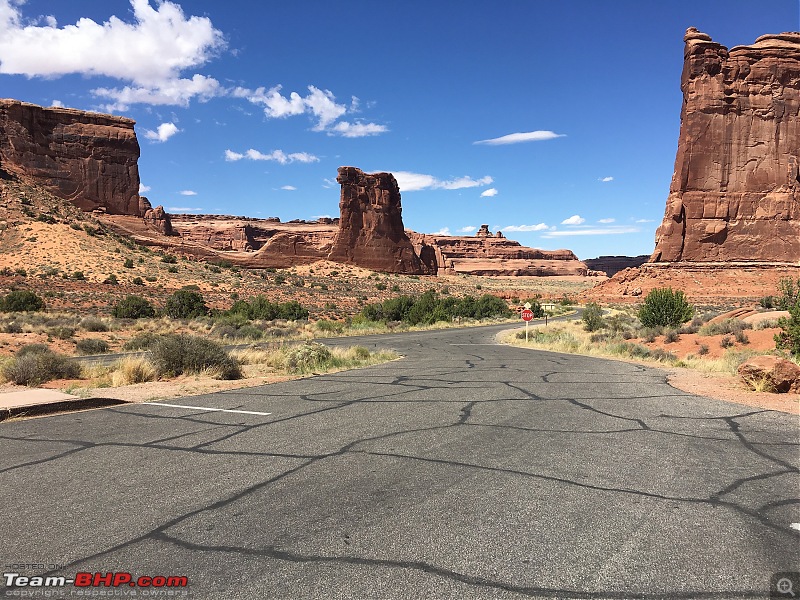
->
[[0, 99, 143, 215], [651, 29, 800, 263]]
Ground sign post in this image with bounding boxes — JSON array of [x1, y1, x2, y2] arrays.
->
[[521, 302, 534, 342]]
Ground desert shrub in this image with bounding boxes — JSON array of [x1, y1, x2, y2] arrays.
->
[[776, 277, 800, 310], [72, 271, 85, 281], [376, 282, 387, 291], [75, 338, 110, 355], [122, 331, 161, 351], [148, 334, 241, 379], [112, 295, 155, 319], [663, 329, 680, 343], [47, 326, 75, 340], [316, 319, 344, 334], [759, 296, 775, 309], [80, 317, 109, 332], [0, 290, 45, 312], [276, 300, 309, 321], [638, 288, 694, 328], [2, 346, 82, 386], [720, 336, 734, 349], [164, 290, 208, 319], [160, 254, 178, 264], [16, 343, 51, 357], [351, 346, 371, 360], [360, 291, 510, 326], [590, 332, 613, 343], [734, 330, 749, 345], [604, 313, 634, 333], [111, 357, 156, 386], [582, 303, 604, 332], [3, 321, 22, 334], [123, 258, 134, 268], [285, 342, 332, 373], [775, 305, 800, 356], [698, 319, 751, 337], [697, 344, 709, 356], [103, 274, 119, 285], [650, 348, 677, 363], [132, 277, 144, 286], [641, 328, 659, 343]]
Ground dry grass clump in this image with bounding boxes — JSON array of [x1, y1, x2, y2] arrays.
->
[[1, 344, 82, 386], [230, 343, 398, 376], [148, 334, 242, 380], [111, 357, 156, 386]]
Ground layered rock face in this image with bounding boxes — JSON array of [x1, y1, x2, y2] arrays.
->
[[0, 99, 143, 215], [651, 29, 800, 262], [328, 166, 426, 273], [409, 226, 590, 277], [584, 255, 649, 277]]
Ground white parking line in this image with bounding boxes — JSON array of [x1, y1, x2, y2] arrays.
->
[[143, 402, 272, 416]]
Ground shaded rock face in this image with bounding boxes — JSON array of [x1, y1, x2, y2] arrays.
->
[[0, 99, 142, 216], [141, 200, 174, 236], [584, 255, 649, 277], [651, 29, 800, 262], [328, 166, 426, 273]]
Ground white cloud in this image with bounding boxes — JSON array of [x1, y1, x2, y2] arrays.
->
[[598, 218, 615, 224], [457, 226, 477, 233], [480, 188, 498, 197], [179, 190, 197, 196], [322, 177, 338, 188], [542, 226, 640, 238], [330, 121, 388, 138], [167, 206, 203, 212], [0, 0, 225, 109], [599, 176, 614, 182], [503, 223, 553, 232], [233, 84, 388, 137], [431, 227, 451, 236], [561, 215, 586, 225], [143, 122, 180, 142], [224, 148, 319, 164], [50, 99, 63, 108], [635, 218, 655, 223], [138, 183, 151, 193], [474, 130, 565, 145], [312, 214, 333, 219], [281, 185, 296, 191], [389, 171, 493, 192]]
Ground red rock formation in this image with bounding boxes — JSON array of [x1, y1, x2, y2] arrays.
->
[[584, 255, 649, 277], [0, 99, 143, 215], [408, 230, 590, 276], [141, 201, 174, 236], [328, 166, 426, 273], [651, 29, 800, 262]]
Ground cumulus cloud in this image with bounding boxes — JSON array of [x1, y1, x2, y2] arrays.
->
[[635, 218, 655, 223], [542, 226, 639, 238], [598, 218, 615, 224], [225, 148, 320, 164], [0, 0, 226, 110], [167, 206, 203, 212], [561, 215, 586, 225], [143, 122, 180, 142], [431, 227, 451, 236], [503, 223, 553, 232], [474, 131, 565, 145], [281, 185, 296, 191], [480, 188, 498, 198], [138, 183, 151, 193], [389, 171, 493, 192], [50, 99, 63, 107], [179, 190, 197, 196], [233, 84, 387, 137], [599, 176, 614, 182], [457, 226, 477, 233]]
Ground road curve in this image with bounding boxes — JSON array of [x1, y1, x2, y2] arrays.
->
[[1, 323, 797, 599]]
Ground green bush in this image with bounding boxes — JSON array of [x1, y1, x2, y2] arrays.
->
[[112, 295, 156, 319], [122, 331, 161, 351], [148, 334, 241, 379], [360, 291, 510, 326], [776, 277, 800, 310], [76, 338, 110, 355], [2, 346, 82, 386], [285, 342, 332, 373], [80, 318, 108, 332], [48, 326, 75, 340], [637, 288, 694, 328], [0, 290, 45, 312], [775, 303, 800, 356], [164, 290, 208, 319], [582, 303, 604, 332]]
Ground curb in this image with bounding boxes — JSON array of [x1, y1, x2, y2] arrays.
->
[[0, 397, 129, 422]]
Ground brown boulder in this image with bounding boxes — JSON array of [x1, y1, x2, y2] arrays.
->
[[738, 355, 800, 393], [142, 204, 174, 236], [0, 99, 143, 215], [328, 166, 426, 274], [651, 29, 800, 263]]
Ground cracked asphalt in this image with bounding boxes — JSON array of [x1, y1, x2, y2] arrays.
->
[[1, 323, 798, 599]]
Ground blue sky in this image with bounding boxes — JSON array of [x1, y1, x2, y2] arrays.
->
[[0, 1, 797, 259]]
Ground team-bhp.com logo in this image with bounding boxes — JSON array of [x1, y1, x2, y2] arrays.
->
[[4, 572, 188, 589]]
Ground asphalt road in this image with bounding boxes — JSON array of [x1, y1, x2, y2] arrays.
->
[[1, 323, 798, 599]]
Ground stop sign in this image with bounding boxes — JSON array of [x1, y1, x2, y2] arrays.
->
[[521, 309, 534, 322]]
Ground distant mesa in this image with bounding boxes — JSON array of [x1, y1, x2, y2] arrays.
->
[[650, 28, 800, 263], [0, 98, 590, 277]]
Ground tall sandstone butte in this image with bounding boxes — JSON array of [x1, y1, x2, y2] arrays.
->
[[328, 166, 427, 273], [0, 98, 143, 216], [651, 29, 800, 262]]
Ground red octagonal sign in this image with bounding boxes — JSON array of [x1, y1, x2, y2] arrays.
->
[[521, 309, 534, 322]]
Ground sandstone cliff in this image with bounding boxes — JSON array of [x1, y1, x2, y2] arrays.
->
[[0, 99, 143, 216], [328, 166, 426, 273], [651, 29, 800, 262]]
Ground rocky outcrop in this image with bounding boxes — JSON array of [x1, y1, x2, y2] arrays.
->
[[738, 355, 800, 393], [328, 166, 426, 273], [0, 99, 143, 215], [651, 29, 800, 263], [409, 226, 590, 277], [585, 255, 649, 277], [142, 202, 174, 236]]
